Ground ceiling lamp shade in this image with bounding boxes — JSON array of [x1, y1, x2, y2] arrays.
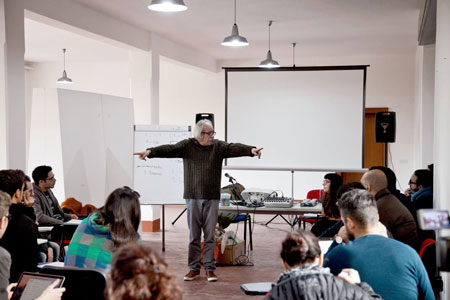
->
[[148, 0, 187, 12], [57, 49, 73, 84], [222, 0, 248, 47], [259, 20, 279, 68]]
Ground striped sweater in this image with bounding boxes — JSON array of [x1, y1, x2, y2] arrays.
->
[[148, 138, 254, 200]]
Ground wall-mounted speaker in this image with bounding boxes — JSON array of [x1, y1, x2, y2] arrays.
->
[[195, 113, 214, 127], [375, 111, 396, 143]]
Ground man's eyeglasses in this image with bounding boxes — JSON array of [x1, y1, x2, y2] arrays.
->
[[408, 180, 417, 185], [45, 176, 55, 181], [2, 214, 11, 221], [201, 131, 216, 137], [123, 186, 141, 198]]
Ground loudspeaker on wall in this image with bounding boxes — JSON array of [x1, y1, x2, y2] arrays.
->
[[195, 113, 214, 127], [375, 111, 396, 143]]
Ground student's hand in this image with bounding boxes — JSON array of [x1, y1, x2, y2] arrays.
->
[[70, 214, 78, 220], [47, 247, 54, 262], [336, 226, 350, 244], [134, 149, 151, 161], [251, 147, 263, 159], [338, 268, 361, 284], [35, 280, 65, 300], [404, 188, 411, 197], [7, 283, 17, 299]]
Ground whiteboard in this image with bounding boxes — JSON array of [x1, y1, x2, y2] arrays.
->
[[133, 125, 192, 204], [226, 67, 365, 169]]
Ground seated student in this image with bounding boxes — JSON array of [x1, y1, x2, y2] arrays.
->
[[324, 189, 434, 300], [319, 182, 365, 238], [32, 165, 77, 226], [0, 190, 65, 300], [369, 166, 416, 221], [265, 230, 381, 300], [65, 187, 141, 271], [0, 170, 39, 283], [108, 243, 181, 300], [361, 170, 419, 250], [311, 173, 342, 236]]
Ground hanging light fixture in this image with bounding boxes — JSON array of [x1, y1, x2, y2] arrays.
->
[[222, 0, 248, 47], [292, 42, 296, 67], [148, 0, 187, 12], [259, 21, 279, 68], [56, 49, 73, 84]]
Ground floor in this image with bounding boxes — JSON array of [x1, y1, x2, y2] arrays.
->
[[141, 205, 306, 300]]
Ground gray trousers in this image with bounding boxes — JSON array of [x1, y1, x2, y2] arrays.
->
[[185, 199, 219, 272]]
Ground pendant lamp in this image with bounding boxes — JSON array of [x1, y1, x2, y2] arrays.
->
[[222, 0, 248, 47], [148, 0, 187, 12], [259, 21, 279, 68], [56, 49, 73, 84]]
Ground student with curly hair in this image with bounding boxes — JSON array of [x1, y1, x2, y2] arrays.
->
[[108, 243, 181, 300], [265, 230, 381, 300]]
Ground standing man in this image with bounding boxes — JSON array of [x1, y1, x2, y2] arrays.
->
[[32, 166, 77, 225], [135, 119, 262, 282]]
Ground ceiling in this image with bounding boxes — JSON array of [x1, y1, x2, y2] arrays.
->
[[24, 0, 421, 64]]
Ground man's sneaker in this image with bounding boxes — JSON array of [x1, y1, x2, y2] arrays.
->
[[183, 270, 200, 281], [206, 271, 218, 282]]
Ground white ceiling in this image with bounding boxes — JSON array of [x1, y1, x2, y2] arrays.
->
[[24, 0, 421, 64]]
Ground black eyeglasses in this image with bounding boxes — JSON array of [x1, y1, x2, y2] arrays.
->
[[3, 214, 11, 221], [123, 186, 141, 198], [201, 131, 216, 137], [408, 180, 417, 185]]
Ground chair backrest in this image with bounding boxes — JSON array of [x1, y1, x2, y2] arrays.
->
[[39, 266, 108, 300], [306, 189, 324, 200]]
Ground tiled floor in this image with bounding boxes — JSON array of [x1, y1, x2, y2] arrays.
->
[[141, 205, 306, 300]]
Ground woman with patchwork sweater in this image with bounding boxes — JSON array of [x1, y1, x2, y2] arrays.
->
[[64, 187, 141, 271]]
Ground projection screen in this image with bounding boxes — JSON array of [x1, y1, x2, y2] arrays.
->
[[225, 66, 367, 169]]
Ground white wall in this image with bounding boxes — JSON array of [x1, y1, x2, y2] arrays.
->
[[159, 57, 224, 137], [0, 0, 6, 169], [219, 54, 417, 189]]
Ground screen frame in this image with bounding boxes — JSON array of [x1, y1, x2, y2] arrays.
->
[[224, 65, 368, 168]]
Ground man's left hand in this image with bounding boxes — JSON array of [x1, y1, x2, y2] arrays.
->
[[70, 214, 78, 220], [252, 148, 263, 159]]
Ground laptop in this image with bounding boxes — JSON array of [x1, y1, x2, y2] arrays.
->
[[11, 272, 65, 300], [240, 282, 273, 295]]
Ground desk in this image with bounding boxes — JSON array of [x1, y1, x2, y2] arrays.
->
[[219, 203, 322, 215]]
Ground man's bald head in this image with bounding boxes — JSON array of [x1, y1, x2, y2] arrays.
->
[[361, 169, 388, 195]]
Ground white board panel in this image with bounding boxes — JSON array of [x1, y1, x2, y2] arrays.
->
[[58, 89, 134, 208], [226, 68, 365, 169], [134, 125, 191, 205]]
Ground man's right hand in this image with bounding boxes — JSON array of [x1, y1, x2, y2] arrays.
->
[[133, 149, 151, 161]]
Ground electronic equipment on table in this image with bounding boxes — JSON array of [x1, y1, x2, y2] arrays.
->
[[300, 199, 319, 207], [263, 196, 294, 208]]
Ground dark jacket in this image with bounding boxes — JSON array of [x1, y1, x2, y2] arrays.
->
[[0, 204, 38, 282], [33, 183, 71, 225], [265, 265, 382, 300], [0, 246, 10, 300], [375, 189, 419, 250], [411, 186, 433, 211]]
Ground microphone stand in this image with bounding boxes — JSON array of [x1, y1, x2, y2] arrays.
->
[[228, 176, 245, 205]]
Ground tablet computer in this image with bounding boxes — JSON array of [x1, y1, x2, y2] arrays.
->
[[11, 272, 65, 300], [240, 282, 273, 295]]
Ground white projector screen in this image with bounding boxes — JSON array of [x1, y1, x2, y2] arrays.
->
[[226, 66, 366, 169]]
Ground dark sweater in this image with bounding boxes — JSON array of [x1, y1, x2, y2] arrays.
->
[[375, 189, 419, 250], [0, 204, 38, 282], [148, 138, 254, 200]]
